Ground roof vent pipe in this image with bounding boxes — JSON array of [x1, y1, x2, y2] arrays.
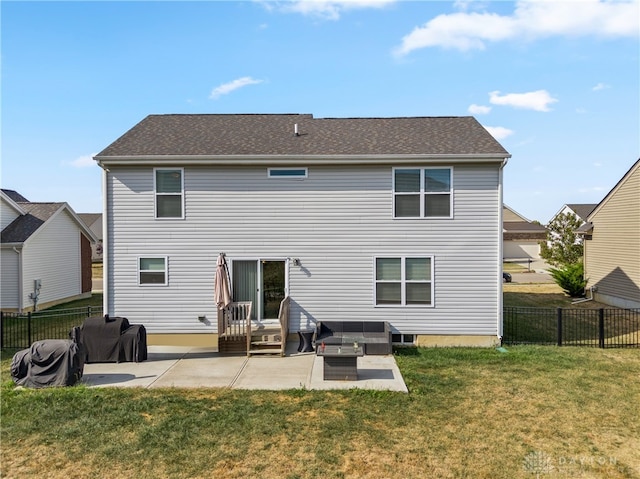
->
[[294, 123, 299, 136]]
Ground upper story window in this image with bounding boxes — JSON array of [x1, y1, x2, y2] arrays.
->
[[268, 168, 308, 179], [393, 167, 452, 218], [155, 168, 184, 219]]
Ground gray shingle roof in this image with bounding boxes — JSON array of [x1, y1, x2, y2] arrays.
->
[[503, 221, 547, 233], [1, 203, 64, 243], [1, 189, 29, 203], [566, 204, 598, 221], [96, 114, 510, 158], [78, 213, 101, 227]]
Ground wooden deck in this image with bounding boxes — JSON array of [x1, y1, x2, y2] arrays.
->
[[217, 297, 290, 357]]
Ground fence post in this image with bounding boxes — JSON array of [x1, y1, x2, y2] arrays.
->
[[88, 306, 92, 317], [27, 311, 32, 346], [557, 308, 563, 346], [0, 311, 4, 349], [598, 309, 605, 349]]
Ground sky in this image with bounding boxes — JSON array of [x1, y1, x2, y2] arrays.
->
[[2, 0, 639, 223]]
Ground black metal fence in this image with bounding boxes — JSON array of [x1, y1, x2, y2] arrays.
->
[[503, 307, 640, 348], [1, 306, 102, 349]]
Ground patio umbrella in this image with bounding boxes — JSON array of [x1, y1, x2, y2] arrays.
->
[[214, 254, 232, 309]]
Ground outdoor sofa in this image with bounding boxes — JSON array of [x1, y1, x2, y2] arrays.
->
[[314, 321, 392, 355]]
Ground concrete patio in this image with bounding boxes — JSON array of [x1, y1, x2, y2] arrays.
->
[[81, 343, 408, 392]]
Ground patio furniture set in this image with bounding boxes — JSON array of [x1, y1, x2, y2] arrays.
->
[[312, 321, 392, 381]]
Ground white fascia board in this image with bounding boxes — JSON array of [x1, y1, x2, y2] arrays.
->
[[95, 153, 512, 168], [0, 191, 27, 215], [1, 242, 24, 249]]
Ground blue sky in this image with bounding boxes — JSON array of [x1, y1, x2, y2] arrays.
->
[[2, 0, 638, 223]]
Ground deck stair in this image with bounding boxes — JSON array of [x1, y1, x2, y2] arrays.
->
[[247, 297, 290, 357]]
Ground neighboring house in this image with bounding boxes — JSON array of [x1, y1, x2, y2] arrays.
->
[[1, 189, 98, 312], [502, 205, 547, 261], [95, 114, 511, 347], [549, 203, 597, 226], [78, 213, 103, 262], [579, 159, 640, 309]]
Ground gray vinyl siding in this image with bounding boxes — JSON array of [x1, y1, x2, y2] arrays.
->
[[22, 210, 82, 309], [107, 163, 501, 335], [584, 165, 640, 308], [1, 249, 20, 309]]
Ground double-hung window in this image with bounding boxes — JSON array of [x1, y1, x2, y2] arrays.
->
[[139, 257, 168, 286], [155, 168, 184, 219], [393, 167, 452, 218], [375, 257, 433, 306]]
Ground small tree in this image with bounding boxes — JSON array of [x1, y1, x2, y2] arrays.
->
[[539, 212, 584, 267], [549, 263, 588, 297]]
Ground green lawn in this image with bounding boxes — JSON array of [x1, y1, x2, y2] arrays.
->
[[2, 346, 638, 478], [46, 293, 103, 311]]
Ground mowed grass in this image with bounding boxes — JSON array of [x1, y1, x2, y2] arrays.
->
[[3, 282, 637, 477], [2, 346, 639, 479], [504, 282, 609, 309]]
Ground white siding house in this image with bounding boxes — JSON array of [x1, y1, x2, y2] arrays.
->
[[1, 190, 97, 312], [95, 114, 511, 347]]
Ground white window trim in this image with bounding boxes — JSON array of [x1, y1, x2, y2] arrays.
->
[[138, 256, 168, 286], [154, 167, 185, 219], [267, 167, 308, 179], [374, 256, 435, 308], [392, 166, 453, 219]]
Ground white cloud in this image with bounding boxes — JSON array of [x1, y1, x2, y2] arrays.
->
[[267, 0, 395, 20], [209, 77, 263, 100], [489, 90, 558, 112], [592, 82, 611, 91], [483, 125, 514, 140], [69, 153, 97, 168], [468, 104, 491, 115], [395, 0, 639, 55], [576, 107, 587, 114]]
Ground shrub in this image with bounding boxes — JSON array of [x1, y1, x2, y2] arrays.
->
[[549, 263, 588, 297]]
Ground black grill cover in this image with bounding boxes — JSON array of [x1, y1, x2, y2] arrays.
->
[[11, 339, 85, 388], [120, 325, 148, 362], [82, 315, 130, 363]]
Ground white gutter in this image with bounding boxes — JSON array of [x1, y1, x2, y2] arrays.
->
[[96, 153, 512, 168], [12, 247, 23, 313], [497, 157, 509, 342]]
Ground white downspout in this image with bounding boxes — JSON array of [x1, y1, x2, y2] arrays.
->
[[101, 167, 109, 316], [13, 247, 23, 313], [497, 158, 509, 343]]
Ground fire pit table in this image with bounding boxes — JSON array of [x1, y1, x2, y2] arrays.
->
[[317, 343, 364, 380]]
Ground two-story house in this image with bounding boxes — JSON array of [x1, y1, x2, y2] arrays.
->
[[95, 114, 511, 347], [1, 189, 97, 312]]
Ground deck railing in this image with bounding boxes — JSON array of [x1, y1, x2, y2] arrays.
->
[[218, 301, 252, 341]]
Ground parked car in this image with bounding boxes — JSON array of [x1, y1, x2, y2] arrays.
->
[[502, 272, 512, 283]]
